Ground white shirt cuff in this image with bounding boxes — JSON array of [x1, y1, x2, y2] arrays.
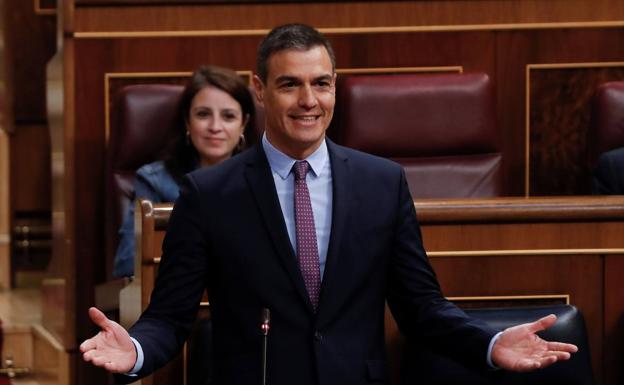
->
[[125, 337, 145, 376], [486, 331, 503, 369]]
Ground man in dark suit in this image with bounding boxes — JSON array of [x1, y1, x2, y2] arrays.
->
[[592, 147, 624, 194], [81, 24, 577, 384]]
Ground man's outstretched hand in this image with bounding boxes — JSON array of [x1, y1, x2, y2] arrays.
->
[[79, 307, 137, 374], [492, 314, 578, 372]]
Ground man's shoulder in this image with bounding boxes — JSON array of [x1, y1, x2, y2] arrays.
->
[[328, 140, 402, 173]]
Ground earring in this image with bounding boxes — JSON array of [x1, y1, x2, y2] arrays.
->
[[185, 131, 191, 146], [237, 134, 247, 151]]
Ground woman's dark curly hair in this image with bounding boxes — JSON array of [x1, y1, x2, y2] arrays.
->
[[165, 65, 256, 182]]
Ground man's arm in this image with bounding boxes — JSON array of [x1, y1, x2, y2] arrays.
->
[[387, 167, 577, 371]]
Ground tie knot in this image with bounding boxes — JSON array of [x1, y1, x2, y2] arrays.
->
[[293, 161, 310, 181]]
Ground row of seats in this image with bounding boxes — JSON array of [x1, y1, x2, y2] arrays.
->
[[106, 72, 503, 271], [106, 73, 624, 280]]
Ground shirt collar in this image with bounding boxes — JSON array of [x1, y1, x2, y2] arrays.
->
[[262, 133, 329, 180]]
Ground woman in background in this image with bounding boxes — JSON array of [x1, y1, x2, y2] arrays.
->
[[113, 65, 256, 278]]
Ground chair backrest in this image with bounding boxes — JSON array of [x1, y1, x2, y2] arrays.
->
[[334, 72, 503, 198], [401, 304, 594, 385], [588, 81, 624, 165], [105, 84, 184, 280]]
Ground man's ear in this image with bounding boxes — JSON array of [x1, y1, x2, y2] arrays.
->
[[252, 74, 265, 107]]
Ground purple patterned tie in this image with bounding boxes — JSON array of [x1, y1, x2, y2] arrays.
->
[[293, 161, 321, 311]]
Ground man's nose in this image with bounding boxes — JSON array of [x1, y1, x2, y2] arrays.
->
[[298, 85, 318, 109]]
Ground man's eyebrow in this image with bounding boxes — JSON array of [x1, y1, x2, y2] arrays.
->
[[314, 74, 334, 82], [274, 75, 300, 84]]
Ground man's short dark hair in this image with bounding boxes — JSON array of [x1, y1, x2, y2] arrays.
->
[[256, 23, 336, 83]]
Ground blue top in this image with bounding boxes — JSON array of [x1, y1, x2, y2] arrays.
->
[[113, 160, 181, 277]]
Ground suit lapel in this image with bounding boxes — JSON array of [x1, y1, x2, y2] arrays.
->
[[318, 140, 352, 319], [244, 144, 314, 311]]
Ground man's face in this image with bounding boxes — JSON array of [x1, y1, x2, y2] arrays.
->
[[253, 45, 336, 159]]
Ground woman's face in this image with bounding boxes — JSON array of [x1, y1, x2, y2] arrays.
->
[[186, 85, 247, 167]]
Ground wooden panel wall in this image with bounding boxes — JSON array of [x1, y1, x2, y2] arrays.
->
[[45, 1, 624, 384], [70, 0, 624, 32], [4, 0, 56, 287]]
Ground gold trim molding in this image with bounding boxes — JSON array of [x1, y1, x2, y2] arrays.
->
[[74, 21, 624, 39], [34, 0, 55, 16], [524, 61, 624, 196], [337, 66, 462, 75], [448, 294, 570, 305], [429, 248, 624, 258], [154, 248, 624, 263]]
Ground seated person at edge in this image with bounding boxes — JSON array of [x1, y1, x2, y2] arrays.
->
[[592, 146, 624, 195], [113, 65, 256, 278], [81, 24, 577, 385]]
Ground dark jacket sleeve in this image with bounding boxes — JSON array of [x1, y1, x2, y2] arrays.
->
[[122, 174, 209, 380], [386, 167, 499, 371]]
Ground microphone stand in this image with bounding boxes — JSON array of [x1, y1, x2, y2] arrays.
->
[[261, 308, 271, 385]]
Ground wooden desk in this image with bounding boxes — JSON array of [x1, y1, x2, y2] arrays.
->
[[121, 196, 624, 385]]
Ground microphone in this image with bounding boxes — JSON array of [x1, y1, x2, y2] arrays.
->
[[261, 308, 270, 385], [261, 308, 271, 336]]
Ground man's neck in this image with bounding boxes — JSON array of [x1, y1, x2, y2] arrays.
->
[[264, 132, 325, 160]]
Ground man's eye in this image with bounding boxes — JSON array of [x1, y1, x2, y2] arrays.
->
[[315, 80, 332, 88], [280, 82, 296, 89]]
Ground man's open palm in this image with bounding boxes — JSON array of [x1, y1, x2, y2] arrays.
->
[[80, 307, 137, 373], [492, 314, 578, 372]]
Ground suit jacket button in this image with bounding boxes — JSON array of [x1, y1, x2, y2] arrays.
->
[[314, 331, 322, 341]]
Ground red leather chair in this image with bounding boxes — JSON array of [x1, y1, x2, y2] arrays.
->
[[588, 81, 624, 165], [333, 73, 503, 198], [105, 84, 185, 280]]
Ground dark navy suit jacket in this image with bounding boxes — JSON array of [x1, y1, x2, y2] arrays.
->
[[592, 147, 624, 195], [123, 140, 497, 385]]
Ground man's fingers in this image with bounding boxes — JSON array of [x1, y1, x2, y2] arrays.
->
[[79, 337, 97, 353], [88, 307, 112, 330], [535, 354, 559, 369], [547, 341, 578, 353], [82, 349, 103, 363], [527, 314, 557, 333]]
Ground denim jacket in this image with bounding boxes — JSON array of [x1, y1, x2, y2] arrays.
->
[[113, 161, 181, 277]]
